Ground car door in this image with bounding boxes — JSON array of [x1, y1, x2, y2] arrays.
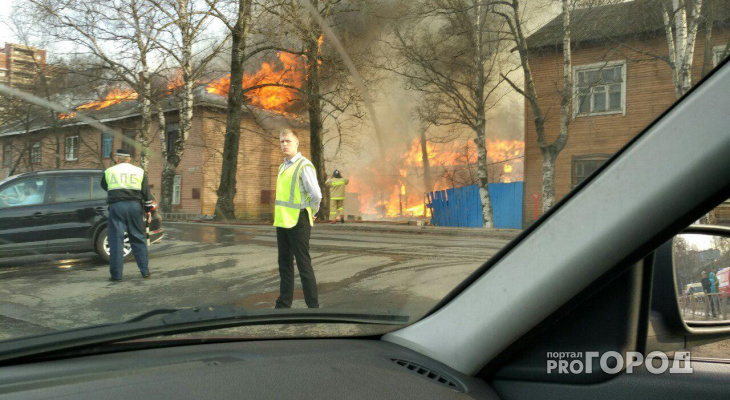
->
[[0, 177, 53, 256], [44, 174, 105, 253]]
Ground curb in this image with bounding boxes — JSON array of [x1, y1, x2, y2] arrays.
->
[[169, 220, 522, 240]]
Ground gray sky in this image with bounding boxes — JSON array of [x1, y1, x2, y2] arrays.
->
[[0, 0, 18, 44]]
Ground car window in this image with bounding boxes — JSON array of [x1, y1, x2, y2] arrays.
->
[[0, 178, 48, 208], [53, 176, 92, 203], [91, 175, 106, 200]]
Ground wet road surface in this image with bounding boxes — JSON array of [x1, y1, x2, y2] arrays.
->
[[0, 222, 516, 341]]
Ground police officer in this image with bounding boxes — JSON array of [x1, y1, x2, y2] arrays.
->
[[101, 149, 154, 282], [274, 129, 321, 308], [325, 169, 349, 223]]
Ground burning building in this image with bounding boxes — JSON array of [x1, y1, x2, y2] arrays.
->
[[0, 55, 310, 220], [347, 137, 524, 219]]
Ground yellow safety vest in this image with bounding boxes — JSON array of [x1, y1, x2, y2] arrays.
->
[[104, 163, 144, 191], [274, 158, 315, 228]]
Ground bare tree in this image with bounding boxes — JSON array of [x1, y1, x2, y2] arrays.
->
[[381, 0, 509, 227], [207, 0, 256, 220], [147, 0, 229, 212], [28, 0, 171, 173], [207, 0, 294, 220], [662, 0, 703, 97], [265, 0, 372, 221], [494, 0, 574, 213]]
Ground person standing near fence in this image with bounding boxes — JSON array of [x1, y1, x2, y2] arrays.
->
[[701, 271, 717, 318], [710, 271, 720, 318], [273, 129, 321, 309]]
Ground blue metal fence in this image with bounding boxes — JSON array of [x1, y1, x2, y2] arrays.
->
[[426, 182, 523, 229]]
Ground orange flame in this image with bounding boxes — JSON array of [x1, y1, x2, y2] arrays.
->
[[76, 89, 138, 111], [167, 69, 184, 92], [206, 52, 304, 114], [348, 137, 524, 219], [58, 89, 138, 120]]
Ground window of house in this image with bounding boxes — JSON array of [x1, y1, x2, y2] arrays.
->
[[30, 142, 41, 164], [574, 62, 626, 117], [713, 45, 729, 68], [166, 124, 179, 155], [65, 136, 79, 161], [3, 144, 12, 167], [121, 129, 136, 158], [572, 155, 610, 188], [101, 131, 113, 158], [172, 175, 181, 205]]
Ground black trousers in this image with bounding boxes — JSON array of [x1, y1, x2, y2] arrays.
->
[[275, 210, 319, 308]]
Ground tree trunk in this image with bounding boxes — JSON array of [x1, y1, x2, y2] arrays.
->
[[419, 128, 432, 217], [540, 147, 557, 212], [159, 19, 195, 214], [473, 0, 493, 228], [138, 97, 151, 173], [305, 13, 329, 221], [701, 1, 714, 78], [215, 0, 251, 221], [138, 71, 152, 173], [543, 0, 573, 213], [156, 107, 172, 213], [663, 0, 703, 98], [161, 165, 176, 215], [475, 126, 494, 228]]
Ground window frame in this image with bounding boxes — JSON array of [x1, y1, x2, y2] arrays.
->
[[65, 135, 79, 162], [573, 60, 627, 118], [30, 141, 41, 164], [172, 174, 181, 205], [571, 153, 611, 188], [101, 131, 113, 159], [713, 45, 729, 68], [166, 123, 180, 155]]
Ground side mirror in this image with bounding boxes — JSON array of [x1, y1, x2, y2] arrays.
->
[[650, 225, 730, 352]]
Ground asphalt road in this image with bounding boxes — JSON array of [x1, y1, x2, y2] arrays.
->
[[0, 222, 516, 341]]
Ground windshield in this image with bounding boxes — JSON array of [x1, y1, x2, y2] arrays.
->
[[0, 0, 728, 344]]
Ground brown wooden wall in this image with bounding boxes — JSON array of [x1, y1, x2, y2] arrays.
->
[[523, 29, 730, 227]]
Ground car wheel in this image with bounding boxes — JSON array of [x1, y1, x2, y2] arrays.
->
[[95, 227, 133, 262]]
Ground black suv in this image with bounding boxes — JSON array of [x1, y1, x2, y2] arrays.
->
[[0, 169, 163, 261]]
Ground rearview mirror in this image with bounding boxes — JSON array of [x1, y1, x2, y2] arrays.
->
[[674, 232, 730, 323]]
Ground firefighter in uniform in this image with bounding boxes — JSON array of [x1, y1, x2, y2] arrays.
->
[[325, 169, 349, 223], [274, 129, 321, 308], [101, 149, 154, 282]]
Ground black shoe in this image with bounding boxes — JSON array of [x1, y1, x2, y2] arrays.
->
[[109, 278, 122, 282], [143, 273, 151, 279]]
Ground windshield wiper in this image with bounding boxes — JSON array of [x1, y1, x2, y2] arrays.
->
[[0, 306, 409, 365]]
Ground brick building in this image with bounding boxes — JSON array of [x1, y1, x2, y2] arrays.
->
[[0, 43, 47, 90], [0, 88, 309, 220], [522, 0, 729, 227]]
